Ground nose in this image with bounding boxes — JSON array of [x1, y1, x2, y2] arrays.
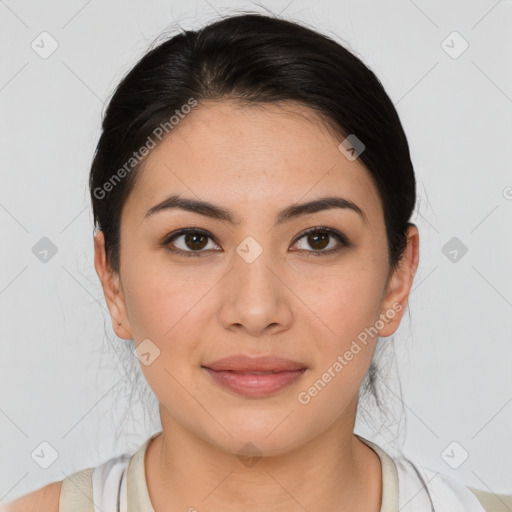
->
[[218, 245, 293, 337]]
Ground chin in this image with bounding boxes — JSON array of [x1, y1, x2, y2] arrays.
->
[[202, 420, 309, 459]]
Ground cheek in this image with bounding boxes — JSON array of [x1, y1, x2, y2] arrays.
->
[[122, 254, 201, 341], [123, 278, 169, 341], [294, 259, 384, 398], [123, 270, 204, 410], [302, 260, 384, 343], [295, 280, 379, 421], [121, 261, 209, 388]]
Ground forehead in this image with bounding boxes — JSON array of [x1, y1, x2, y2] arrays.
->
[[123, 100, 383, 225]]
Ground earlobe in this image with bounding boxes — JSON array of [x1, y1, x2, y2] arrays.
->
[[378, 224, 420, 338], [93, 230, 133, 340]]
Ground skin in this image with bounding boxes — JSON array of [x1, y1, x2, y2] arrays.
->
[[94, 100, 420, 512]]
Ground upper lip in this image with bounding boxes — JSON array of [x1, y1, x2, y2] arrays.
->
[[203, 354, 307, 372]]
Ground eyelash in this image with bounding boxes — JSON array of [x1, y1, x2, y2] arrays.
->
[[161, 226, 350, 258]]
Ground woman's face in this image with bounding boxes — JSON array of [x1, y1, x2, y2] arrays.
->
[[95, 100, 418, 456]]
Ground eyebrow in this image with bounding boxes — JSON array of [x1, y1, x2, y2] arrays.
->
[[143, 194, 368, 226]]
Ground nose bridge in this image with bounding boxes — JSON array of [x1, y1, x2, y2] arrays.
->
[[233, 234, 278, 296], [219, 233, 292, 333]]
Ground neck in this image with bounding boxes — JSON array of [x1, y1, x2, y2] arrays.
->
[[145, 412, 382, 512]]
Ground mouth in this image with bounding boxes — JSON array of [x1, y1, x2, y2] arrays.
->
[[201, 354, 308, 397], [202, 353, 307, 373], [202, 367, 307, 397]]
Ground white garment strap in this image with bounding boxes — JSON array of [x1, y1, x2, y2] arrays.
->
[[91, 454, 130, 512], [394, 456, 487, 512]]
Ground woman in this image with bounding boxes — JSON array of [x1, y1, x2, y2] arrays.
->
[[5, 11, 511, 512]]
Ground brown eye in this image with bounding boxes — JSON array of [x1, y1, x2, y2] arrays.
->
[[292, 227, 348, 255], [162, 226, 349, 258], [183, 233, 209, 250], [163, 229, 219, 256], [306, 232, 329, 250]]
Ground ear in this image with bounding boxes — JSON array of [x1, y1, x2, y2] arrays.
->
[[377, 224, 420, 338], [93, 230, 133, 340]]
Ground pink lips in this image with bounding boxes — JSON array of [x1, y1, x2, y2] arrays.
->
[[202, 354, 307, 398]]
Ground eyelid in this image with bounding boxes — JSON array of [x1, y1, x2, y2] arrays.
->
[[291, 226, 349, 248], [162, 227, 221, 256], [162, 226, 349, 256]]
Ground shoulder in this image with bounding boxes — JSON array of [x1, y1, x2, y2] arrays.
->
[[1, 465, 95, 512], [1, 480, 62, 512], [393, 456, 511, 512], [467, 487, 512, 512]]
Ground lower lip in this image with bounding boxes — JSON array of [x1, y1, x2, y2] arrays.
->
[[203, 367, 307, 397]]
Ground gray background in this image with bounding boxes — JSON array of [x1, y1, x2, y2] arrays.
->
[[1, 0, 511, 503]]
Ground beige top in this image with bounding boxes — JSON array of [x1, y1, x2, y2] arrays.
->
[[58, 432, 512, 511]]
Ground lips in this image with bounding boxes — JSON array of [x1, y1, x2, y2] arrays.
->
[[202, 354, 308, 397], [202, 354, 307, 372]]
